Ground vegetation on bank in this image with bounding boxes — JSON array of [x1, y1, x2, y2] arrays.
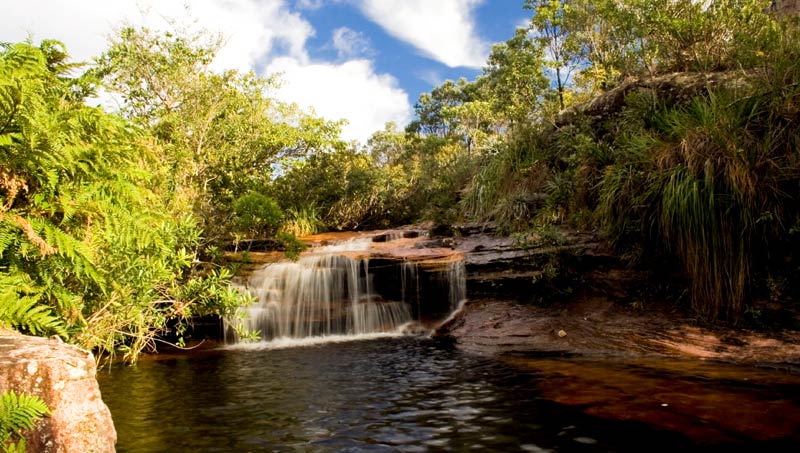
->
[[1, 1, 798, 361], [0, 31, 338, 361], [280, 0, 800, 322]]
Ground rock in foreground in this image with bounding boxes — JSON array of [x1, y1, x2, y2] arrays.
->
[[0, 330, 116, 452]]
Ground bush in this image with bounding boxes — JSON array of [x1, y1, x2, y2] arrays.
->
[[232, 192, 283, 238]]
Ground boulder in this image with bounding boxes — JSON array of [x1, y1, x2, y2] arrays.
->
[[0, 330, 116, 452]]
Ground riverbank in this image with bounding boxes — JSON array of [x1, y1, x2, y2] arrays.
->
[[431, 225, 800, 368], [435, 297, 800, 367], [224, 225, 800, 367]]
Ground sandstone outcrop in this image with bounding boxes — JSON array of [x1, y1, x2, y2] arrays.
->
[[432, 226, 800, 366], [0, 330, 116, 452]]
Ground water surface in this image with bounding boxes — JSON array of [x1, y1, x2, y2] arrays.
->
[[98, 337, 800, 452]]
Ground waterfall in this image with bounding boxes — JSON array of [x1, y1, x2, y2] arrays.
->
[[226, 234, 467, 345], [447, 260, 467, 312]]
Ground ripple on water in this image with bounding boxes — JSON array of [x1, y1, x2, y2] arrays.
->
[[98, 336, 800, 452]]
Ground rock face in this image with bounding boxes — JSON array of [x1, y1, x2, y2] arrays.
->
[[556, 71, 747, 127], [432, 225, 800, 366], [437, 298, 800, 365], [0, 330, 116, 452]]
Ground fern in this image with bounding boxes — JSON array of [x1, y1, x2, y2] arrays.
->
[[0, 275, 66, 337], [0, 390, 50, 452]]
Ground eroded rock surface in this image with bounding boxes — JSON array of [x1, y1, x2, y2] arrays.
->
[[0, 330, 116, 452], [437, 298, 800, 365], [432, 225, 800, 366]]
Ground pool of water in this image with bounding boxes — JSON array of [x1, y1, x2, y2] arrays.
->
[[98, 337, 800, 452]]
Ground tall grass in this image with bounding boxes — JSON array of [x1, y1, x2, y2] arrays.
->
[[460, 127, 554, 231], [282, 205, 324, 237], [598, 22, 800, 319], [465, 18, 800, 320]]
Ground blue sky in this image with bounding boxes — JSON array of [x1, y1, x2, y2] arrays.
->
[[1, 1, 531, 143], [297, 1, 529, 99]]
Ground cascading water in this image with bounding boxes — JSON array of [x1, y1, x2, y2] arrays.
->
[[226, 235, 466, 344]]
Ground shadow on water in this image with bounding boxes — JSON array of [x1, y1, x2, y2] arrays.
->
[[98, 337, 800, 452]]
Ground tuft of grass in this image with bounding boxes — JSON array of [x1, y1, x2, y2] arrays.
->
[[282, 205, 324, 237]]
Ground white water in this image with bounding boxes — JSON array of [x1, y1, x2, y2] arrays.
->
[[223, 332, 407, 350], [226, 234, 467, 347]]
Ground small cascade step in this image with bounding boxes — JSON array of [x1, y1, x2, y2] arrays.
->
[[226, 232, 466, 344]]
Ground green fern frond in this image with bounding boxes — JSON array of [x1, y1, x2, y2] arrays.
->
[[0, 275, 67, 337], [0, 390, 50, 445], [0, 228, 18, 257]]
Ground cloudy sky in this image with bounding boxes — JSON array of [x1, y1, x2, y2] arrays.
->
[[2, 0, 529, 143]]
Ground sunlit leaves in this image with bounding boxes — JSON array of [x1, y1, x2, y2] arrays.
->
[[94, 27, 345, 241], [0, 41, 251, 361]]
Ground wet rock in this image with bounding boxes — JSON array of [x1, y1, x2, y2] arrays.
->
[[452, 222, 496, 237], [0, 330, 116, 452], [448, 228, 614, 301], [372, 229, 425, 243]]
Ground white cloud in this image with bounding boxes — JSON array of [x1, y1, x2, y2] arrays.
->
[[1, 0, 311, 71], [416, 69, 444, 87], [268, 57, 412, 142], [0, 0, 412, 144], [355, 0, 489, 68], [332, 27, 372, 59]]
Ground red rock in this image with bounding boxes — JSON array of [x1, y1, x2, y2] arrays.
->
[[0, 330, 116, 452]]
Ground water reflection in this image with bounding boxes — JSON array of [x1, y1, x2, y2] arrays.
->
[[99, 338, 800, 452], [503, 355, 800, 445]]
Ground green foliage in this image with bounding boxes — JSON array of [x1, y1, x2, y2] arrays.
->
[[0, 390, 50, 452], [232, 192, 282, 238], [599, 65, 800, 319], [460, 134, 548, 231], [525, 0, 583, 110], [407, 78, 476, 137], [482, 28, 549, 122], [571, 0, 778, 82], [94, 26, 344, 243], [282, 205, 324, 237], [276, 232, 307, 261], [0, 1, 795, 360], [275, 148, 385, 230], [451, 5, 800, 320], [0, 275, 66, 337], [0, 40, 251, 361]]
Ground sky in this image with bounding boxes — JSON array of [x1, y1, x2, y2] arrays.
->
[[1, 1, 530, 143]]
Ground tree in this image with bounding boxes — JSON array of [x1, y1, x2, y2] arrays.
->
[[407, 78, 475, 137], [94, 26, 344, 242], [525, 0, 582, 111], [482, 27, 549, 123], [0, 41, 247, 361]]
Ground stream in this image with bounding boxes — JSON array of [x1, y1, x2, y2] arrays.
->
[[98, 336, 800, 452]]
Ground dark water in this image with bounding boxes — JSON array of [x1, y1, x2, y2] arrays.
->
[[98, 337, 800, 452]]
